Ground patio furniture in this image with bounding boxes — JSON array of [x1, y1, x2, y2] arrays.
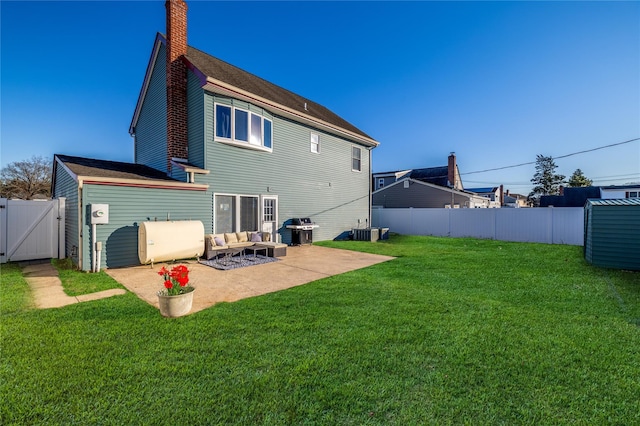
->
[[218, 247, 245, 265], [244, 244, 268, 260]]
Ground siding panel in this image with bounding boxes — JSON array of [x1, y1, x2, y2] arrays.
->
[[201, 94, 371, 243], [135, 43, 167, 173], [53, 166, 80, 265], [82, 184, 210, 270]]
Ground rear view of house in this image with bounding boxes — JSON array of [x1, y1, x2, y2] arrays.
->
[[53, 0, 379, 271]]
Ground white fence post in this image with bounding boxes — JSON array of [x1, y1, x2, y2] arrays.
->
[[0, 199, 7, 263]]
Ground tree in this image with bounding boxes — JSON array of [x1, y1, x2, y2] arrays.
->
[[567, 168, 593, 187], [529, 154, 565, 205], [0, 156, 52, 199]]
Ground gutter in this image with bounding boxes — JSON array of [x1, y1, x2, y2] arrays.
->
[[201, 78, 380, 149]]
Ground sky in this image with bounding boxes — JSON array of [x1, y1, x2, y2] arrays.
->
[[2, 0, 639, 195]]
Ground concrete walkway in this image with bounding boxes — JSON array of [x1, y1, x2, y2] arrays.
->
[[21, 261, 126, 309]]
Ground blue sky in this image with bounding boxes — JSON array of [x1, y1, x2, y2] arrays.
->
[[2, 1, 639, 195]]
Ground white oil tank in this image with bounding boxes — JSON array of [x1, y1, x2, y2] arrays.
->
[[138, 220, 204, 265]]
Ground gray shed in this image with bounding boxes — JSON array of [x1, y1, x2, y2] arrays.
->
[[584, 198, 640, 271]]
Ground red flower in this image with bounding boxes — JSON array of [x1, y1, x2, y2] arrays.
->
[[158, 264, 190, 295]]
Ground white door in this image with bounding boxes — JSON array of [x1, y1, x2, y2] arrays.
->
[[261, 196, 278, 242]]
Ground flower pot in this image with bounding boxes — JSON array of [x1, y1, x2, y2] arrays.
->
[[157, 287, 195, 317]]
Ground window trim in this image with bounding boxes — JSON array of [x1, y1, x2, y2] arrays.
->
[[352, 146, 362, 172], [214, 103, 273, 152], [214, 192, 261, 233], [310, 132, 320, 153]]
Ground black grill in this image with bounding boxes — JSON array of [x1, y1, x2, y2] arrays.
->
[[289, 218, 314, 245]]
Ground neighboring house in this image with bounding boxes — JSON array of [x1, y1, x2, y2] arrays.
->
[[503, 191, 529, 208], [540, 184, 640, 208], [466, 186, 502, 208], [540, 186, 609, 207], [52, 0, 379, 271], [599, 184, 640, 199], [372, 178, 490, 209], [372, 170, 411, 191], [372, 153, 463, 191]]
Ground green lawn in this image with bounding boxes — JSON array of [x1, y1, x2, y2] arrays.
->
[[1, 235, 639, 425]]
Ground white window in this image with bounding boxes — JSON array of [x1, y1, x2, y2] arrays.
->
[[214, 103, 273, 151], [310, 133, 319, 153], [352, 146, 362, 172], [377, 178, 384, 189]]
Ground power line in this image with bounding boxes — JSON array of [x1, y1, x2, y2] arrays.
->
[[461, 137, 640, 176]]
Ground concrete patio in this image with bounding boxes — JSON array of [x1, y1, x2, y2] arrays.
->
[[106, 245, 394, 314]]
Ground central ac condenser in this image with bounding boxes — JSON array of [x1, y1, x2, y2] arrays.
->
[[138, 220, 204, 265]]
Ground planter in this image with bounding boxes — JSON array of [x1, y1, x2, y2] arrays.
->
[[157, 287, 195, 317]]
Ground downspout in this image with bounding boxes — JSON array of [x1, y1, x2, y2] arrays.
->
[[368, 147, 373, 227], [77, 184, 83, 271]]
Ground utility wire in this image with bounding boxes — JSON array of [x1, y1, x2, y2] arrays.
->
[[461, 137, 640, 176]]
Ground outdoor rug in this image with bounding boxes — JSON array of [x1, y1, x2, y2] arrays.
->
[[199, 255, 279, 271]]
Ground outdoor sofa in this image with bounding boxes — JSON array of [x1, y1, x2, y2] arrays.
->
[[204, 231, 287, 259]]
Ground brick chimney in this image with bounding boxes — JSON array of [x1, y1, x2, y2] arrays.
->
[[447, 152, 456, 188], [166, 0, 188, 173]]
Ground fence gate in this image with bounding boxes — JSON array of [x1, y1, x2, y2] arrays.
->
[[0, 198, 66, 263]]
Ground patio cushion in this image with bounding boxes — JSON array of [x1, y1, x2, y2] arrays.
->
[[214, 236, 225, 246], [251, 232, 262, 242], [224, 232, 238, 243], [236, 231, 249, 242]]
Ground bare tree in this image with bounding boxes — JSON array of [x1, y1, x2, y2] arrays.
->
[[0, 156, 52, 199]]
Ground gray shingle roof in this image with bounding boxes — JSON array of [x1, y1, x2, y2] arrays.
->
[[408, 166, 449, 187], [185, 45, 373, 141], [55, 154, 178, 181]]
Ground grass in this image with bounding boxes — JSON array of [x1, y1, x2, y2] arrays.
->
[[1, 235, 639, 425], [52, 258, 125, 296]]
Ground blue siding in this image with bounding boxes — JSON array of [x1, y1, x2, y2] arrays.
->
[[53, 165, 80, 265], [81, 184, 210, 270], [134, 43, 167, 173], [187, 71, 205, 168], [201, 93, 371, 243]]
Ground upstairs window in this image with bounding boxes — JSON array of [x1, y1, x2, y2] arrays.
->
[[378, 178, 384, 189], [214, 103, 272, 151], [310, 133, 319, 153], [215, 105, 231, 139], [352, 146, 362, 172]]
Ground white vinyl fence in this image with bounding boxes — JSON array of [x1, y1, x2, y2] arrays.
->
[[372, 207, 584, 245], [0, 198, 66, 263]]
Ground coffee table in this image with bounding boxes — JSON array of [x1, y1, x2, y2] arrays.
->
[[244, 244, 268, 260], [219, 247, 245, 265]]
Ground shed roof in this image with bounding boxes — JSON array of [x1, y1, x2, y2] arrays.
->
[[587, 198, 640, 206]]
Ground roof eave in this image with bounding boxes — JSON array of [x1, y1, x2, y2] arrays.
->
[[200, 77, 379, 148], [129, 33, 166, 135], [77, 175, 208, 191]]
